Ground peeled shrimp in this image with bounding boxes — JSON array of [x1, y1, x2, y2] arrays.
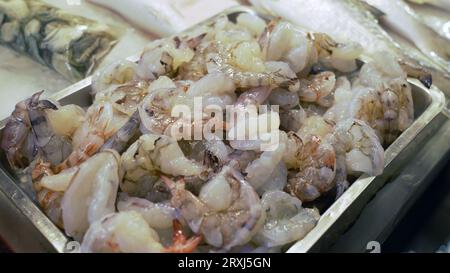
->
[[163, 165, 265, 251], [31, 161, 75, 228], [61, 150, 121, 240], [298, 71, 336, 107], [80, 211, 201, 253], [136, 35, 204, 80], [95, 80, 149, 117], [91, 60, 138, 95], [245, 140, 286, 190], [117, 193, 175, 230], [57, 102, 126, 171], [284, 133, 337, 202], [328, 119, 384, 177], [253, 191, 320, 247], [45, 104, 85, 138], [121, 134, 204, 195]]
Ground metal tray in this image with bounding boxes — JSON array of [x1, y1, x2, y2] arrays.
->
[[0, 7, 447, 253]]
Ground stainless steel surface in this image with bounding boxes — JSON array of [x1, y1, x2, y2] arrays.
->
[[330, 118, 450, 253], [0, 6, 447, 253]]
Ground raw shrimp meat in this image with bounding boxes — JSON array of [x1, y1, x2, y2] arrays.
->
[[117, 193, 175, 230], [121, 134, 204, 195], [163, 165, 265, 251], [57, 102, 127, 171], [61, 150, 121, 240], [284, 133, 337, 202], [80, 211, 201, 253], [253, 191, 320, 247], [328, 119, 384, 177], [298, 72, 337, 107]]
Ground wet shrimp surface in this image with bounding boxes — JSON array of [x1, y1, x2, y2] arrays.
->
[[2, 13, 420, 253]]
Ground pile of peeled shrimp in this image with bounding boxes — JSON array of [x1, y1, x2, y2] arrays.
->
[[1, 13, 418, 253]]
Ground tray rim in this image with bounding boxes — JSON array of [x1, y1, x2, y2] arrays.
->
[[0, 6, 447, 253]]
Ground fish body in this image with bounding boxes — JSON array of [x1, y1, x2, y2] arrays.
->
[[406, 0, 450, 12], [409, 2, 450, 41], [364, 0, 450, 72], [88, 0, 187, 37], [88, 0, 239, 37]]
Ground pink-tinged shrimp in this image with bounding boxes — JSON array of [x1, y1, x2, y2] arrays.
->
[[81, 211, 201, 253], [162, 165, 265, 251], [284, 133, 337, 202]]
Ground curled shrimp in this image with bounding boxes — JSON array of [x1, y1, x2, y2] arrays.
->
[[253, 190, 320, 247], [298, 71, 336, 107], [56, 102, 126, 171], [117, 193, 175, 230], [260, 20, 339, 74], [284, 133, 337, 202], [328, 119, 384, 177], [95, 80, 150, 117], [61, 150, 121, 240], [137, 34, 205, 81], [120, 134, 204, 195], [91, 60, 138, 95], [80, 211, 201, 253], [31, 160, 80, 228], [162, 165, 265, 251]]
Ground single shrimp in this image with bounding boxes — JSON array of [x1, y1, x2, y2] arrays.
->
[[80, 211, 201, 253], [136, 34, 205, 81], [56, 102, 125, 171], [31, 161, 79, 228], [260, 20, 339, 74], [91, 60, 138, 95], [253, 190, 320, 247], [245, 140, 286, 190], [162, 165, 265, 251], [328, 119, 384, 177], [207, 52, 300, 91], [284, 133, 337, 202], [61, 150, 121, 240], [94, 80, 150, 117], [298, 71, 336, 107], [117, 193, 176, 230], [120, 134, 204, 195]]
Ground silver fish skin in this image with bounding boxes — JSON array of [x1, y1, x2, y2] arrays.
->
[[248, 0, 450, 92], [408, 1, 450, 41], [364, 0, 450, 72], [406, 0, 450, 12], [87, 0, 187, 37]]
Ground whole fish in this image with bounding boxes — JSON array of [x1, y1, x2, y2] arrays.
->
[[88, 0, 238, 37], [248, 0, 450, 92], [406, 0, 450, 12], [364, 0, 450, 72]]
